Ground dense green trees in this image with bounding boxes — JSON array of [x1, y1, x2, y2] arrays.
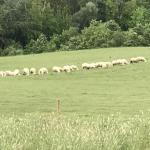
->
[[0, 0, 150, 55]]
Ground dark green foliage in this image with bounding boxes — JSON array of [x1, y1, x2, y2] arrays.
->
[[109, 31, 126, 47], [0, 42, 23, 56], [48, 27, 79, 51], [25, 34, 48, 54], [105, 20, 121, 31], [0, 0, 150, 55], [72, 2, 98, 30]]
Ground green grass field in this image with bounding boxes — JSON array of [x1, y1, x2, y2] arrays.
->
[[0, 47, 150, 116]]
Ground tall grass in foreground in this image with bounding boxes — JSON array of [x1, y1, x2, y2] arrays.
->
[[0, 112, 150, 150]]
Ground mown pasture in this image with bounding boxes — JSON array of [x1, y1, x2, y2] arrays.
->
[[0, 47, 149, 116]]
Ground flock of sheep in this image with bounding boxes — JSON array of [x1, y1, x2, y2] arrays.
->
[[0, 67, 48, 77], [52, 56, 147, 72], [0, 56, 147, 77]]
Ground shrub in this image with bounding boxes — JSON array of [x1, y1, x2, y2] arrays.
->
[[0, 41, 23, 56], [25, 34, 48, 54], [123, 23, 150, 47], [48, 27, 79, 51], [47, 34, 61, 51], [82, 20, 111, 48], [62, 20, 112, 50], [61, 35, 83, 50], [61, 27, 79, 45], [141, 23, 150, 46], [109, 31, 127, 47], [0, 46, 23, 56], [105, 20, 121, 31]]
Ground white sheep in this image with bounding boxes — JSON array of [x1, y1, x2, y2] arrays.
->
[[30, 68, 36, 75], [90, 63, 97, 69], [112, 59, 129, 66], [95, 62, 112, 69], [0, 71, 6, 77], [130, 57, 138, 63], [70, 65, 79, 71], [82, 63, 96, 70], [82, 63, 90, 69], [62, 65, 71, 73], [22, 68, 30, 76], [130, 56, 147, 63], [38, 67, 48, 75], [104, 62, 113, 68], [52, 66, 63, 73], [101, 63, 107, 68], [5, 71, 16, 76], [119, 59, 129, 65], [112, 59, 123, 66], [136, 56, 147, 62], [14, 69, 20, 76], [95, 62, 104, 68]]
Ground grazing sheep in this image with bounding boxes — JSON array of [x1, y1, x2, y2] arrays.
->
[[82, 63, 90, 69], [112, 59, 123, 66], [22, 68, 30, 76], [62, 65, 71, 73], [30, 68, 36, 75], [82, 63, 96, 70], [70, 65, 79, 71], [90, 63, 97, 69], [94, 62, 99, 68], [107, 62, 113, 68], [95, 62, 104, 68], [5, 71, 16, 76], [136, 56, 147, 62], [52, 66, 63, 73], [130, 57, 138, 63], [95, 62, 112, 69], [38, 67, 48, 75], [121, 59, 129, 65], [0, 71, 6, 77], [101, 63, 107, 68], [5, 71, 10, 76], [112, 59, 129, 66], [112, 60, 119, 66], [14, 69, 20, 76], [130, 56, 147, 63], [103, 62, 113, 68]]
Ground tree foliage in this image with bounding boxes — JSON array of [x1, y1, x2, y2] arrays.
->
[[0, 0, 150, 55]]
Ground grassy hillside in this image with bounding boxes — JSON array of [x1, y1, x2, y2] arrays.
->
[[0, 47, 150, 116]]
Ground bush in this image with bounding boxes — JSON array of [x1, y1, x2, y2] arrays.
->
[[109, 31, 127, 47], [143, 23, 150, 45], [124, 26, 148, 46], [25, 34, 48, 54], [82, 20, 112, 48], [47, 34, 61, 52], [0, 46, 23, 56], [61, 27, 79, 45], [61, 20, 112, 50], [105, 20, 121, 31], [48, 27, 79, 51], [0, 41, 23, 56], [61, 35, 83, 50]]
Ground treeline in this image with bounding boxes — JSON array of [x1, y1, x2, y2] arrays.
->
[[0, 0, 150, 56]]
